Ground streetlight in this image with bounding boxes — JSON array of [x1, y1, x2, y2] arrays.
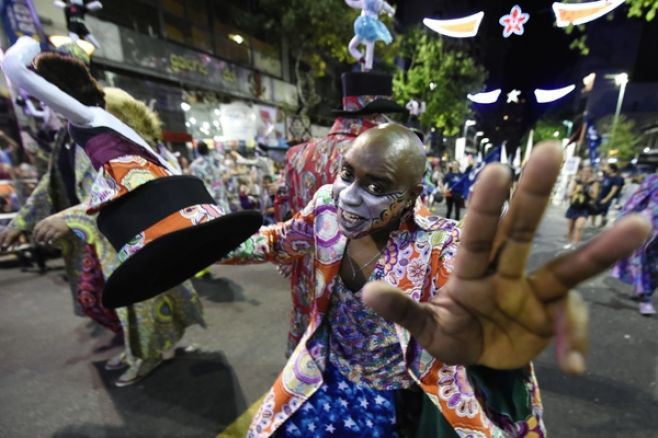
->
[[611, 72, 628, 144], [462, 119, 476, 139], [479, 137, 489, 154], [473, 131, 484, 153], [562, 120, 573, 137]]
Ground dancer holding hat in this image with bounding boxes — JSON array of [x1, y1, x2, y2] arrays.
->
[[1, 36, 262, 309]]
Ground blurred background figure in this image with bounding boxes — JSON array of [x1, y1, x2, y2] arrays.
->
[[613, 170, 658, 315], [564, 165, 596, 250], [442, 161, 464, 220]]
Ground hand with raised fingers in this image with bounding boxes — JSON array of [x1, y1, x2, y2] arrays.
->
[[364, 142, 651, 374]]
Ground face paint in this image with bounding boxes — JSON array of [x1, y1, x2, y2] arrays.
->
[[332, 169, 410, 239]]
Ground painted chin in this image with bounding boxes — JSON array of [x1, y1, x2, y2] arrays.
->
[[337, 208, 370, 236]]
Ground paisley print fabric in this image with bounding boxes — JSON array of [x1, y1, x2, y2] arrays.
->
[[63, 194, 206, 365], [76, 244, 122, 333], [87, 155, 171, 213], [328, 275, 413, 390], [225, 185, 545, 437]]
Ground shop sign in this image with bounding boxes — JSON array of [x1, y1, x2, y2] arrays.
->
[[117, 26, 294, 108]]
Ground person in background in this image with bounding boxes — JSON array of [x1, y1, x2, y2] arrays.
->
[[190, 141, 230, 213], [564, 165, 595, 250], [0, 130, 18, 179], [178, 154, 191, 175], [442, 160, 464, 220], [592, 163, 624, 227]]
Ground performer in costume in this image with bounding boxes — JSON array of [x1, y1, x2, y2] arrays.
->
[[222, 123, 650, 437], [1, 36, 261, 309], [39, 87, 206, 386], [345, 0, 395, 71], [0, 120, 121, 332], [277, 71, 405, 355], [54, 0, 103, 48], [0, 41, 119, 330], [613, 171, 658, 315]]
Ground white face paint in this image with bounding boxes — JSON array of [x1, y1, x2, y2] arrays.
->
[[332, 165, 409, 239]]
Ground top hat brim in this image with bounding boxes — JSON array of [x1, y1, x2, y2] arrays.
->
[[102, 210, 262, 308], [332, 98, 407, 117]]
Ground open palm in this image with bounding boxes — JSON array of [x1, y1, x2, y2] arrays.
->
[[365, 142, 650, 373]]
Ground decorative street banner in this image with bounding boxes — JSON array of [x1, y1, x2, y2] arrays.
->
[[0, 0, 45, 44], [452, 145, 502, 199], [586, 121, 602, 168]]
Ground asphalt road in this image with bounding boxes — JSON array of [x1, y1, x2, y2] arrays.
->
[[1, 205, 657, 438]]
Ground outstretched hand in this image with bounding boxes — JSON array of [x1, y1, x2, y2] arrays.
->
[[364, 142, 651, 374]]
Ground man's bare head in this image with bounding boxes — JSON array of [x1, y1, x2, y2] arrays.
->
[[333, 123, 426, 238]]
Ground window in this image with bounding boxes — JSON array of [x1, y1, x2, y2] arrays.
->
[[252, 38, 282, 77], [186, 0, 209, 27], [213, 21, 251, 64], [163, 14, 188, 44], [162, 0, 184, 18]]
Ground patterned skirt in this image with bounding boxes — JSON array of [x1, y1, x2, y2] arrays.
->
[[613, 237, 658, 296], [76, 244, 122, 333]]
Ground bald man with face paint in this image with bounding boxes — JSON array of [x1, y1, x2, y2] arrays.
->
[[223, 123, 650, 437]]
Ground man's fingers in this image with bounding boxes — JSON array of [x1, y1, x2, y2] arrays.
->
[[363, 281, 438, 347], [550, 291, 589, 374], [529, 214, 651, 301], [496, 142, 563, 278], [453, 164, 510, 279]]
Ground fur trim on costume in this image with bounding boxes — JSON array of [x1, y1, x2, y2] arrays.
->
[[103, 87, 162, 146]]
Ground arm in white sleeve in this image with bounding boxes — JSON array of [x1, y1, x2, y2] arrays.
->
[[1, 36, 94, 127], [86, 1, 103, 10], [54, 0, 67, 8], [382, 1, 395, 16], [344, 0, 363, 10]]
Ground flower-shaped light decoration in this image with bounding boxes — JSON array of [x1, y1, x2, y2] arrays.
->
[[499, 5, 530, 38]]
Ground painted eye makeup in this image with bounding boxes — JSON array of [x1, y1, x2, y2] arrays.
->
[[366, 183, 386, 196], [339, 166, 354, 181]]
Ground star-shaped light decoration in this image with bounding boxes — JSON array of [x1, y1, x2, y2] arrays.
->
[[499, 5, 530, 38], [507, 89, 521, 103]]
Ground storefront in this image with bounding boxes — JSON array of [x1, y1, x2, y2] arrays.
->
[[80, 16, 297, 157]]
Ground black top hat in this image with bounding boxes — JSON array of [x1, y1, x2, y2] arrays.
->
[[332, 72, 406, 116], [98, 176, 262, 308]]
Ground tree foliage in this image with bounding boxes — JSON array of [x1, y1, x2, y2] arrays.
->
[[598, 115, 642, 162], [563, 0, 658, 55], [254, 0, 397, 113], [627, 0, 658, 21], [392, 27, 487, 137], [532, 118, 570, 144]]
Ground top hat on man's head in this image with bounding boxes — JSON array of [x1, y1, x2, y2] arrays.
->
[[332, 72, 406, 116]]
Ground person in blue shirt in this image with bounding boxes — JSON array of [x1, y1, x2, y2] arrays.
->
[[442, 161, 464, 220], [593, 163, 624, 227]]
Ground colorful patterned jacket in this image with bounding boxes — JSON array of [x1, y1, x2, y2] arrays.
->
[[227, 185, 545, 437], [278, 116, 382, 354]]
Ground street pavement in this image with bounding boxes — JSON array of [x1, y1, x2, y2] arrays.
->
[[1, 205, 657, 438]]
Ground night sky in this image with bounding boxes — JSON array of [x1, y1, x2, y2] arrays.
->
[[394, 0, 621, 147]]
